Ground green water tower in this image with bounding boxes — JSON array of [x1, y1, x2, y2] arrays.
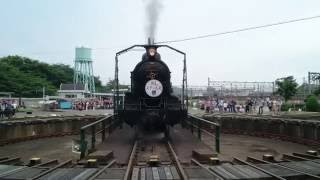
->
[[73, 47, 95, 93]]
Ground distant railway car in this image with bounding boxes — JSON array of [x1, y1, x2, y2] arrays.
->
[[118, 45, 187, 134]]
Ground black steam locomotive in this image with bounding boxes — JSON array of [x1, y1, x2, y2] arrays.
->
[[117, 45, 187, 134]]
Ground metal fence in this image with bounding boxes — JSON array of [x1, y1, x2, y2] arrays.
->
[[79, 115, 120, 159], [185, 114, 221, 153]]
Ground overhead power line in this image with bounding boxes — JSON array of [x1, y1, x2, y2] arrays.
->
[[156, 15, 320, 44]]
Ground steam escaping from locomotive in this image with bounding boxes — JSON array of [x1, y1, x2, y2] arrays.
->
[[145, 0, 163, 41]]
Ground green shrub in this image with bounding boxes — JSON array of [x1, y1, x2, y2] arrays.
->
[[281, 103, 305, 111], [281, 103, 291, 111], [305, 95, 320, 112], [294, 104, 306, 111]]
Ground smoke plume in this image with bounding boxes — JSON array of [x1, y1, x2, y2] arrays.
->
[[145, 0, 163, 41]]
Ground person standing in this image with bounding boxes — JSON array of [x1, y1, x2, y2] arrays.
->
[[272, 99, 277, 116], [276, 99, 282, 115], [245, 99, 250, 113], [223, 101, 228, 112], [86, 101, 89, 111], [248, 99, 253, 113], [218, 99, 224, 112], [0, 101, 5, 119], [231, 99, 236, 112], [258, 98, 264, 115]]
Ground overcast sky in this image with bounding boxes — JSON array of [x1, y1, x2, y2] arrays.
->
[[1, 0, 320, 86]]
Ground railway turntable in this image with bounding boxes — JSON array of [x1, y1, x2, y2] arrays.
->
[[1, 118, 320, 180]]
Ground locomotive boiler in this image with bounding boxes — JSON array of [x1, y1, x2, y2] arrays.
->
[[115, 44, 187, 135]]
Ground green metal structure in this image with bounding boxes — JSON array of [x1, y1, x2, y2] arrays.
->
[[73, 47, 95, 93]]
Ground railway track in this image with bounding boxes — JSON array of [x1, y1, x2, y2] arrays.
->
[[0, 133, 320, 179], [1, 153, 319, 179], [124, 136, 188, 180]]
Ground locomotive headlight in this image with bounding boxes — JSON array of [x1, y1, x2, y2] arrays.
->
[[148, 48, 156, 57]]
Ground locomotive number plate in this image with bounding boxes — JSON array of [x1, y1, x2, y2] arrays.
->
[[145, 79, 163, 97]]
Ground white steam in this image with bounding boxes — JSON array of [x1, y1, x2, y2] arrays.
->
[[145, 0, 163, 40]]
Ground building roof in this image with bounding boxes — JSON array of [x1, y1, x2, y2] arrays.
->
[[60, 83, 85, 90]]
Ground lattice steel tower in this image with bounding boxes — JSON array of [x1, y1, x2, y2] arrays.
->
[[73, 47, 95, 93]]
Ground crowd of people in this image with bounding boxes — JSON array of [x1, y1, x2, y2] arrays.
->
[[198, 97, 283, 115], [1, 96, 284, 120], [0, 100, 17, 119], [73, 98, 113, 111]]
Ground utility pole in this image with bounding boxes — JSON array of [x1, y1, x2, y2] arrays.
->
[[43, 86, 45, 100], [308, 72, 311, 94]]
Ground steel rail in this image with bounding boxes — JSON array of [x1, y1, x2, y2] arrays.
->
[[0, 166, 26, 178], [282, 154, 311, 162], [88, 159, 116, 180], [0, 157, 20, 164], [0, 159, 58, 178], [246, 157, 268, 164], [293, 152, 320, 160], [167, 141, 188, 180], [191, 158, 224, 180], [124, 141, 138, 180], [233, 158, 287, 180], [30, 159, 72, 180], [246, 156, 320, 179], [283, 154, 320, 165]]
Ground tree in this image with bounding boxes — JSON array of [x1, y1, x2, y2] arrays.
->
[[0, 55, 105, 97], [105, 79, 129, 92], [305, 95, 320, 112], [275, 76, 298, 102]]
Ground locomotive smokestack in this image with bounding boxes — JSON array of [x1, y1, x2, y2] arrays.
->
[[148, 37, 154, 45]]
